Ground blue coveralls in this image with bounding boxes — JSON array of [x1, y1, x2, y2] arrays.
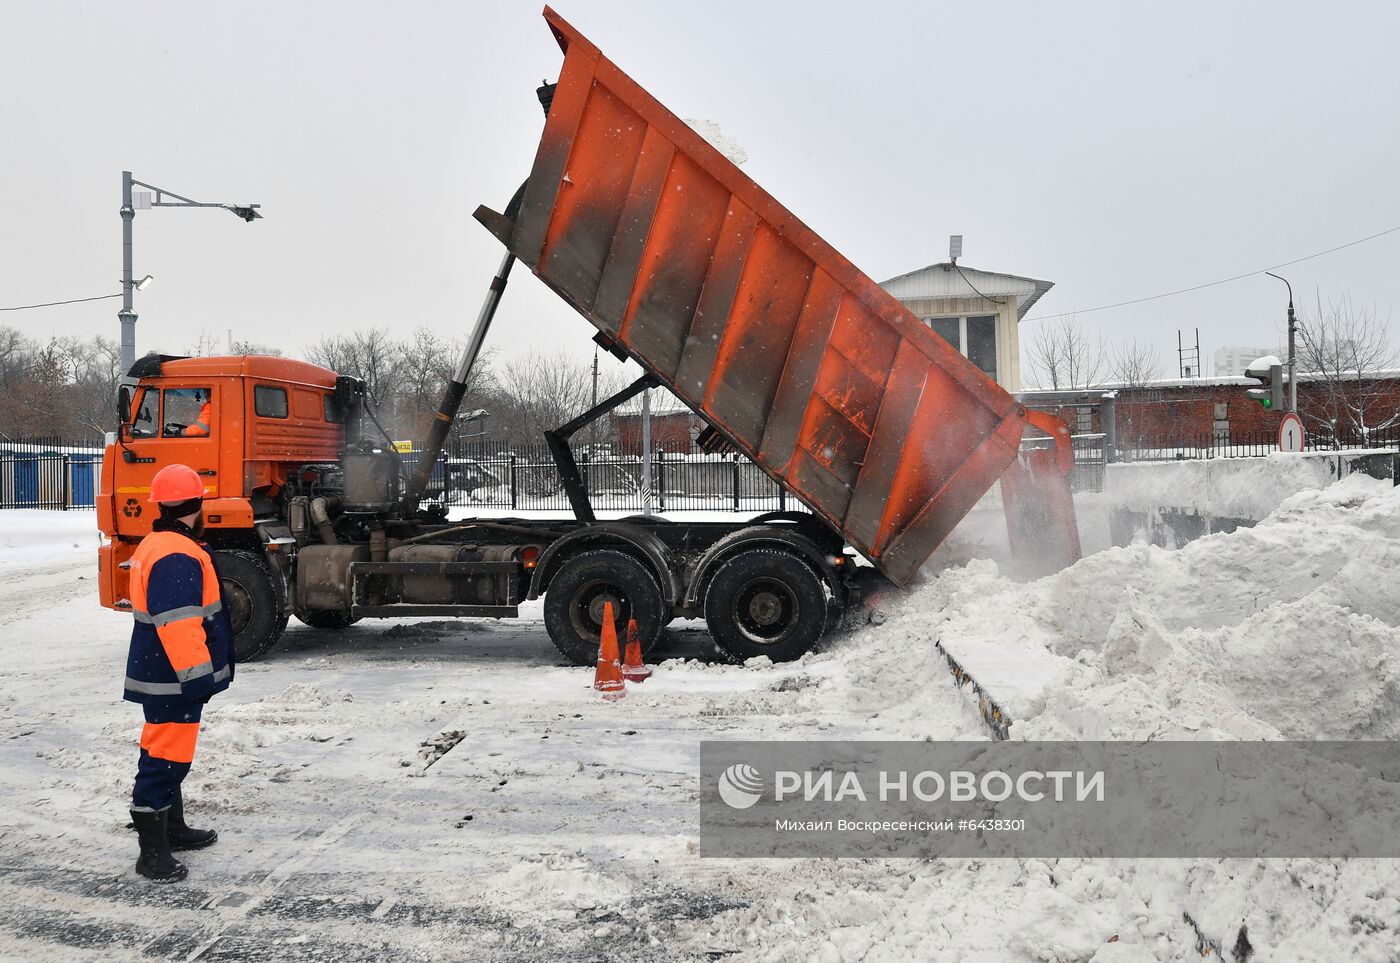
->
[[123, 520, 234, 812]]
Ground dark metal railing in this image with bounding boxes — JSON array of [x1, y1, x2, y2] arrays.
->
[[0, 439, 105, 510]]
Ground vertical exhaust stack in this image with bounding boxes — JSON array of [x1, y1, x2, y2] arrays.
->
[[404, 252, 516, 507]]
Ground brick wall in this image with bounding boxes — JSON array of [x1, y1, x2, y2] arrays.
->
[[1102, 376, 1400, 449], [613, 412, 701, 454]]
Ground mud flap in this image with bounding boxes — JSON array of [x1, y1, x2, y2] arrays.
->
[[1000, 411, 1082, 577]]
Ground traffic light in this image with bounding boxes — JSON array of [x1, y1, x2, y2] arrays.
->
[[1244, 355, 1285, 410]]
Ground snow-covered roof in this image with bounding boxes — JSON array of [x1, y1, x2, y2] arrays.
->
[[879, 262, 1055, 321], [1093, 367, 1400, 391]]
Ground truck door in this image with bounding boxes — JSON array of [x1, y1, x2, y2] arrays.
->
[[114, 384, 222, 536]]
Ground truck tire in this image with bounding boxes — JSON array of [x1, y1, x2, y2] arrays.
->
[[703, 548, 827, 663], [296, 610, 361, 630], [543, 549, 664, 667], [214, 549, 286, 662]]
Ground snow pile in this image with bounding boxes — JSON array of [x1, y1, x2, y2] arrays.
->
[[685, 117, 749, 166], [720, 855, 1400, 963], [1103, 451, 1384, 520], [0, 509, 99, 569], [712, 475, 1400, 961], [831, 474, 1400, 741]]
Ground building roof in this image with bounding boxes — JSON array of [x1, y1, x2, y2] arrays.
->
[[879, 262, 1055, 321], [1082, 367, 1400, 392]]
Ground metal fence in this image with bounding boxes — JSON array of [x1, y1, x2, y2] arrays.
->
[[34, 419, 1388, 512], [1119, 422, 1400, 462], [0, 434, 1114, 513], [0, 440, 105, 510], [421, 443, 800, 513]]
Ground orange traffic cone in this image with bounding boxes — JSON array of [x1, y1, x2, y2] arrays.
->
[[622, 617, 652, 682], [593, 602, 626, 700]]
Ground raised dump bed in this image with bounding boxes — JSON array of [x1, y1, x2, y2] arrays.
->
[[482, 6, 1060, 586]]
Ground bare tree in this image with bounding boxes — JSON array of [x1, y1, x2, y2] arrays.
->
[[1108, 338, 1164, 388], [494, 348, 622, 446], [303, 327, 500, 441], [1026, 316, 1106, 390], [306, 328, 406, 414], [185, 329, 221, 357], [65, 336, 122, 436], [396, 327, 455, 437], [230, 339, 283, 357], [0, 332, 120, 439], [2, 336, 76, 438], [0, 326, 28, 386], [1296, 295, 1399, 446]]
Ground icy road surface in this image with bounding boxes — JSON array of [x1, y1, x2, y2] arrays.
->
[[2, 490, 1399, 962], [0, 511, 986, 961]]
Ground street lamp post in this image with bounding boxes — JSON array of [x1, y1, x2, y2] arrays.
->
[[119, 170, 262, 372], [1264, 271, 1298, 414]]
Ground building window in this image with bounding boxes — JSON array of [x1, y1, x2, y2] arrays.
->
[[965, 316, 997, 379], [928, 317, 960, 349], [924, 314, 998, 381]]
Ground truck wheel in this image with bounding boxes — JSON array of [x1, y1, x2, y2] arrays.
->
[[543, 549, 664, 667], [214, 549, 286, 662], [703, 548, 827, 663], [296, 610, 361, 630]]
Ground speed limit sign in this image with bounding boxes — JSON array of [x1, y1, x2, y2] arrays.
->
[[1278, 412, 1305, 452]]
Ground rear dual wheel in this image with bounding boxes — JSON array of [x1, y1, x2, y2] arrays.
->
[[543, 549, 665, 666], [703, 548, 828, 663]]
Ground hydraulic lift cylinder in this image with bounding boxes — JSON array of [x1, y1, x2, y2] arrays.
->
[[406, 252, 515, 505]]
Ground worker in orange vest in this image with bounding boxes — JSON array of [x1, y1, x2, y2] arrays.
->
[[182, 390, 212, 437], [123, 463, 234, 883]]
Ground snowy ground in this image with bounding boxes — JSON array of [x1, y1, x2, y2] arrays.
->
[[1, 483, 1398, 961]]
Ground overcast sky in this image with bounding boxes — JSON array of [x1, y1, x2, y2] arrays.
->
[[3, 0, 1398, 378]]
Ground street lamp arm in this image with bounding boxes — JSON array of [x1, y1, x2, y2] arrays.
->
[[1264, 271, 1294, 306], [130, 178, 261, 216], [118, 169, 262, 373]]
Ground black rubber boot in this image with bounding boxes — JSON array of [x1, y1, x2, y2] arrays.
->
[[168, 788, 218, 851], [131, 809, 188, 883]]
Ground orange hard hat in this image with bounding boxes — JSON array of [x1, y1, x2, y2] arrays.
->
[[148, 464, 205, 504]]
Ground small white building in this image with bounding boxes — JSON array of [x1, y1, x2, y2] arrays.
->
[[879, 262, 1054, 391]]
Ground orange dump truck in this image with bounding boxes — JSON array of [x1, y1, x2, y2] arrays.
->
[[97, 6, 1078, 666]]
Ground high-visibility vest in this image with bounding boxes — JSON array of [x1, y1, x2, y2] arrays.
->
[[123, 528, 234, 705], [185, 402, 212, 437]]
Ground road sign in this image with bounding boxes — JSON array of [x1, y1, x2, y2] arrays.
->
[[1278, 413, 1304, 453]]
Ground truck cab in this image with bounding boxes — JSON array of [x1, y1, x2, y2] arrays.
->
[[98, 355, 343, 646]]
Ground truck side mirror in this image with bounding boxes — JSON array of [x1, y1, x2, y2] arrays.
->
[[118, 385, 132, 424]]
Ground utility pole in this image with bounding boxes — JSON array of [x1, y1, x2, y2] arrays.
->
[[118, 170, 262, 373], [120, 172, 136, 373], [640, 386, 653, 516], [1265, 272, 1298, 414], [590, 346, 600, 448]]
